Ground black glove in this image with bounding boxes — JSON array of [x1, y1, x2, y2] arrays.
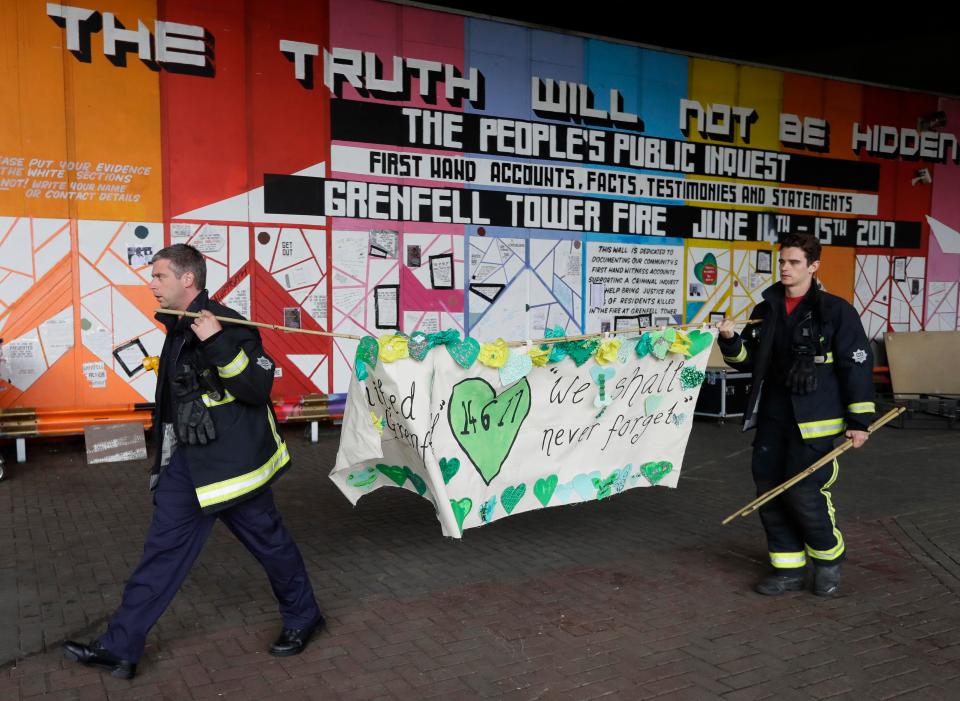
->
[[786, 347, 817, 395], [173, 363, 217, 445]]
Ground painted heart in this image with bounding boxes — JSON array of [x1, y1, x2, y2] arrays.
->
[[592, 471, 619, 500], [695, 253, 718, 285], [534, 475, 558, 507], [479, 495, 497, 523], [680, 366, 705, 390], [355, 336, 379, 380], [651, 331, 675, 360], [376, 464, 408, 486], [686, 329, 714, 357], [635, 333, 653, 358], [404, 467, 427, 496], [501, 484, 526, 514], [499, 350, 533, 387], [447, 336, 481, 368], [449, 497, 473, 533], [613, 464, 631, 493], [439, 457, 460, 484], [671, 412, 689, 427], [644, 394, 664, 415], [346, 466, 377, 489], [448, 377, 531, 485], [639, 460, 673, 485], [590, 365, 616, 408], [408, 332, 431, 362], [617, 338, 637, 363], [589, 364, 616, 384]]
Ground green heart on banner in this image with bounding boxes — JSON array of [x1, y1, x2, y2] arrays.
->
[[355, 336, 379, 380], [439, 457, 460, 484], [501, 483, 526, 514], [592, 471, 620, 500], [449, 377, 531, 484], [346, 466, 377, 488], [447, 336, 481, 368], [686, 329, 714, 357], [450, 498, 473, 532], [644, 394, 664, 415], [639, 460, 673, 485], [404, 467, 427, 495], [408, 332, 431, 362], [376, 464, 408, 486], [534, 475, 558, 507], [695, 253, 718, 285]]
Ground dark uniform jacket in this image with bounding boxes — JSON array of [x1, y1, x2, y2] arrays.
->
[[152, 291, 290, 512]]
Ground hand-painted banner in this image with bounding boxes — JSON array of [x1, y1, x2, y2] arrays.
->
[[331, 330, 716, 537]]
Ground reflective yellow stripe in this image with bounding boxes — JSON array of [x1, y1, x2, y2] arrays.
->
[[195, 408, 288, 508], [806, 460, 845, 562], [798, 418, 845, 439], [770, 551, 807, 569], [822, 352, 834, 364], [217, 349, 249, 378], [848, 402, 875, 414], [201, 391, 234, 408], [723, 344, 747, 363]]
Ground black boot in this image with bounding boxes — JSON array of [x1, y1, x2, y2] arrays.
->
[[814, 564, 842, 596], [754, 570, 806, 596], [269, 614, 325, 657], [63, 641, 136, 679]]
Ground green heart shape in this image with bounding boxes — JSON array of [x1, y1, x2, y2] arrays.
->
[[447, 336, 481, 368], [450, 497, 472, 532], [439, 457, 460, 484], [355, 336, 379, 379], [592, 471, 619, 500], [639, 460, 673, 485], [404, 467, 427, 495], [501, 483, 526, 514], [694, 253, 718, 285], [686, 329, 714, 357], [448, 377, 531, 485], [644, 394, 664, 415], [376, 464, 408, 486], [408, 332, 431, 362], [534, 475, 558, 507]]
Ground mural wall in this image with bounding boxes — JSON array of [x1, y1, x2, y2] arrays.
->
[[1, 0, 958, 412]]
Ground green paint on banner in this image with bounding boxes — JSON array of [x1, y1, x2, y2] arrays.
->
[[448, 377, 531, 485], [501, 484, 526, 514], [534, 475, 558, 507]]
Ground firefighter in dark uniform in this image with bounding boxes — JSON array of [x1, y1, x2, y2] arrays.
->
[[64, 244, 323, 679], [717, 233, 875, 597]]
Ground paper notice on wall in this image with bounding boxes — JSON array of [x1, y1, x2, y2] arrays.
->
[[83, 361, 107, 388], [193, 225, 226, 253], [171, 223, 193, 242]]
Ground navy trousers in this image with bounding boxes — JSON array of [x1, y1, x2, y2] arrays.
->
[[99, 450, 319, 662], [752, 414, 846, 571]]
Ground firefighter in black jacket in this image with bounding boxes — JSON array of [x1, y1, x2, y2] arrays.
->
[[64, 244, 322, 679], [717, 233, 875, 597]]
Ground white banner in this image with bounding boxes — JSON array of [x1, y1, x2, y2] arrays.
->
[[331, 330, 717, 537]]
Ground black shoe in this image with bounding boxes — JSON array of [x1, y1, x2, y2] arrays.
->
[[814, 564, 842, 597], [62, 641, 136, 679], [754, 571, 806, 596], [269, 614, 325, 657]]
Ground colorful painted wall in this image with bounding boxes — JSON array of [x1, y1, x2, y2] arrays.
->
[[1, 0, 958, 412]]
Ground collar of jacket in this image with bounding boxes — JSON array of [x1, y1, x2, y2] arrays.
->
[[155, 290, 210, 334], [761, 280, 820, 307]]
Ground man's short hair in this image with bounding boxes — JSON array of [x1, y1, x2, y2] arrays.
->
[[779, 232, 821, 265], [152, 244, 206, 290]]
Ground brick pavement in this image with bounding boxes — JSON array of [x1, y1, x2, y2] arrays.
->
[[1, 419, 959, 700]]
